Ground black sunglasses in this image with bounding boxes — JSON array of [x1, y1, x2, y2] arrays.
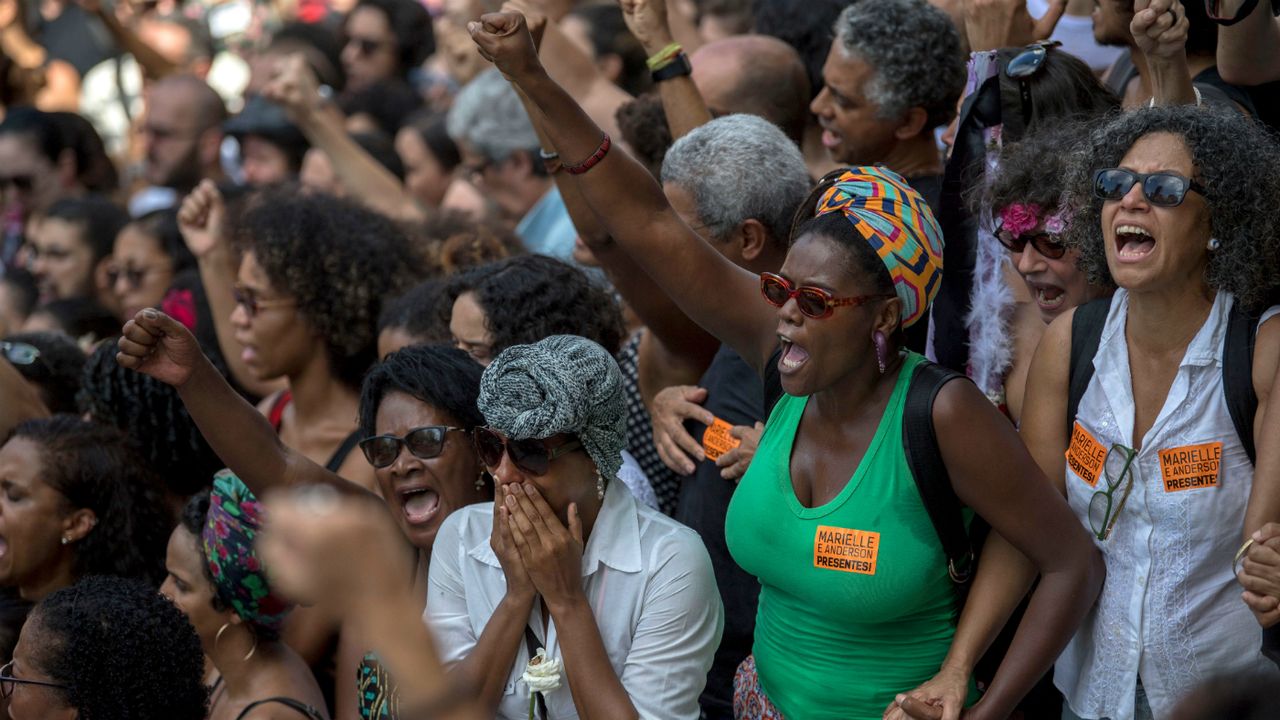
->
[[1003, 41, 1061, 128], [1093, 168, 1206, 207], [346, 36, 384, 56], [1, 341, 40, 366], [0, 661, 69, 699], [360, 426, 467, 469], [107, 266, 155, 290], [993, 227, 1067, 259], [473, 427, 581, 477]]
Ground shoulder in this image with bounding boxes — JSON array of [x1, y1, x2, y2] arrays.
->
[[1252, 304, 1280, 400], [633, 504, 713, 574], [437, 503, 494, 549]]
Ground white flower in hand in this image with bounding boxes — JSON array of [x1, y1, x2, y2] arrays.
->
[[522, 648, 562, 694]]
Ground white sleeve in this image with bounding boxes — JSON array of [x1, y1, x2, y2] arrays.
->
[[620, 530, 724, 720], [424, 510, 478, 667], [619, 450, 660, 511]]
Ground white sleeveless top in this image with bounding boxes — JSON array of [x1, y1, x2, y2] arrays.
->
[[1055, 289, 1280, 719]]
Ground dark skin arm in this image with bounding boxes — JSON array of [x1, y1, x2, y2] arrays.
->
[[619, 0, 714, 139], [468, 12, 775, 372], [115, 309, 368, 500], [1238, 315, 1280, 626]]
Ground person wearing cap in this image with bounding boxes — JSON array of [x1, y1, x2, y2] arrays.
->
[[464, 12, 1102, 720], [426, 334, 723, 720], [224, 95, 311, 187], [160, 471, 328, 720]]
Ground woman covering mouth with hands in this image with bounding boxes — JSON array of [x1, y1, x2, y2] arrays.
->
[[463, 12, 1102, 720]]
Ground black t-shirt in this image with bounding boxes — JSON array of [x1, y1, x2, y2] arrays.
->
[[675, 344, 764, 719]]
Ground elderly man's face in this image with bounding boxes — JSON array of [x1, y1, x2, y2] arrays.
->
[[809, 47, 903, 167]]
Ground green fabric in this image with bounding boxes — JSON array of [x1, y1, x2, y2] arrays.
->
[[726, 352, 973, 719]]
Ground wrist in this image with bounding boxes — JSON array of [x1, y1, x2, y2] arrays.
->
[[544, 588, 588, 618], [641, 32, 676, 56]]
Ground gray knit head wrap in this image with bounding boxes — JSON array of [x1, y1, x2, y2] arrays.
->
[[477, 335, 626, 481]]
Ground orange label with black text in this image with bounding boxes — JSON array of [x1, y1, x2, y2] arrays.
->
[[813, 525, 879, 575], [1159, 442, 1222, 492], [702, 418, 741, 461], [1066, 422, 1107, 487]]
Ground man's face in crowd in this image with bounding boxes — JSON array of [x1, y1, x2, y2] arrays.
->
[[0, 136, 63, 221], [1093, 0, 1136, 46], [28, 218, 95, 303], [143, 85, 206, 189], [458, 141, 534, 221], [809, 47, 903, 166], [239, 136, 294, 187]]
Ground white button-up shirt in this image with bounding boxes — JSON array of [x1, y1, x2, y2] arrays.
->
[[1055, 290, 1280, 719], [426, 481, 724, 719]]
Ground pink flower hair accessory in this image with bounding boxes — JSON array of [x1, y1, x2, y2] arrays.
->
[[999, 203, 1043, 237]]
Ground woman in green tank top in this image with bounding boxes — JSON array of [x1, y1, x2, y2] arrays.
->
[[470, 20, 1104, 720]]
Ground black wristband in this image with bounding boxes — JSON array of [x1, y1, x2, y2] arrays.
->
[[651, 52, 692, 83]]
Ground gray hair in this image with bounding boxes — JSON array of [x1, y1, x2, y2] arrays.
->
[[834, 0, 964, 128], [661, 114, 810, 247], [478, 335, 626, 482], [446, 69, 540, 162]]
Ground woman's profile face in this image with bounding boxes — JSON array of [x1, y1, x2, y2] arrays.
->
[[1100, 131, 1211, 295], [159, 526, 227, 649], [373, 391, 488, 551], [229, 251, 313, 381], [0, 438, 72, 595], [6, 613, 76, 720]]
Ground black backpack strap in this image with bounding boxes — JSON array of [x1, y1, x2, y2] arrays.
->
[[902, 361, 972, 583], [235, 697, 325, 720], [1067, 299, 1112, 435], [1223, 300, 1260, 465]]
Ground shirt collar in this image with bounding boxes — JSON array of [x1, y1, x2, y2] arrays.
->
[[465, 482, 643, 576], [1100, 289, 1229, 369]]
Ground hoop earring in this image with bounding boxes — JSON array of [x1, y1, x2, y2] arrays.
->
[[214, 620, 258, 663], [596, 471, 605, 500], [873, 331, 888, 374], [1208, 237, 1221, 251]]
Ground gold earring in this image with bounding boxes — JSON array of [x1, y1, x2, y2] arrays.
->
[[214, 620, 258, 663]]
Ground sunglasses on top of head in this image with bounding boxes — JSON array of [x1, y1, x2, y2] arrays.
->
[[759, 272, 894, 320], [359, 426, 468, 469], [1093, 168, 1206, 207], [472, 426, 582, 477]]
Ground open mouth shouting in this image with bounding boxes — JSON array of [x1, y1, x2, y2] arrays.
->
[[397, 484, 442, 528], [1114, 224, 1156, 263], [778, 334, 811, 375]]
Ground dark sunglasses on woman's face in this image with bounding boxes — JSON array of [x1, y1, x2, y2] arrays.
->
[[346, 36, 384, 56], [0, 660, 69, 699], [359, 426, 467, 469], [472, 426, 582, 477], [1093, 168, 1206, 207], [759, 272, 893, 320], [994, 228, 1068, 259]]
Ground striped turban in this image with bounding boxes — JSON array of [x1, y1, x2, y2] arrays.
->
[[813, 166, 944, 328]]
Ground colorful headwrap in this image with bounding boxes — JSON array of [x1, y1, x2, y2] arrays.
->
[[813, 166, 945, 328], [202, 470, 292, 633]]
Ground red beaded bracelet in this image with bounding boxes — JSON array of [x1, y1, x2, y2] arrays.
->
[[564, 134, 611, 175]]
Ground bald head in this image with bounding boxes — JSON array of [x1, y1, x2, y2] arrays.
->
[[691, 35, 810, 145]]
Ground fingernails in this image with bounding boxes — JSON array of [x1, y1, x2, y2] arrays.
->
[[467, 21, 479, 33], [895, 694, 905, 705], [142, 309, 159, 320], [1254, 530, 1264, 541]]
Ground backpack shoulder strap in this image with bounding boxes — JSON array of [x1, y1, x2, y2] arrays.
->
[[903, 360, 971, 583], [1223, 300, 1260, 465], [1067, 299, 1112, 435], [235, 697, 325, 720]]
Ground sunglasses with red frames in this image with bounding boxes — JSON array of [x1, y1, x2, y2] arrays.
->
[[473, 426, 582, 476], [760, 272, 894, 319]]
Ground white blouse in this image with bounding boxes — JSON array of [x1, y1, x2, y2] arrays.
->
[[1055, 290, 1280, 719], [426, 480, 723, 719]]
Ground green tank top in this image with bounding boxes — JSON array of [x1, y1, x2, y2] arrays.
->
[[725, 351, 970, 719]]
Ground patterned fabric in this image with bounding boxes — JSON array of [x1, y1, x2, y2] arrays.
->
[[813, 166, 944, 328], [202, 470, 292, 633], [619, 333, 680, 516], [478, 335, 626, 482], [733, 656, 785, 720], [357, 652, 398, 719]]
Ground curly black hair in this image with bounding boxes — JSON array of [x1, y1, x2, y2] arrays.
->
[[409, 209, 524, 277], [30, 575, 207, 720], [2, 330, 85, 414], [357, 343, 485, 439], [976, 123, 1093, 217], [446, 255, 626, 357], [1060, 105, 1280, 310], [616, 92, 674, 180], [78, 343, 224, 497], [378, 278, 451, 344], [9, 416, 172, 587], [236, 191, 421, 388]]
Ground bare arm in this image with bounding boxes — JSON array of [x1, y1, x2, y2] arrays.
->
[[85, 1, 178, 80], [1217, 0, 1280, 84], [1133, 0, 1199, 106], [471, 12, 775, 371], [1243, 314, 1280, 537], [619, 0, 712, 139]]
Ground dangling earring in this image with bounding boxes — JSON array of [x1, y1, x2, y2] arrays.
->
[[475, 470, 488, 493], [214, 620, 258, 663], [1208, 237, 1221, 251], [873, 331, 888, 374], [596, 471, 605, 500]]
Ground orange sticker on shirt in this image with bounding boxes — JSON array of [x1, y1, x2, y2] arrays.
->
[[702, 418, 741, 461], [813, 526, 879, 575], [1066, 422, 1107, 487], [1159, 442, 1222, 492]]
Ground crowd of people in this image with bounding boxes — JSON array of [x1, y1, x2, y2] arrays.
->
[[3, 0, 1280, 718]]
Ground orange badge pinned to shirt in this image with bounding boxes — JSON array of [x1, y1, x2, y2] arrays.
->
[[1066, 422, 1107, 487], [702, 417, 741, 461], [1159, 441, 1222, 492], [813, 525, 879, 575]]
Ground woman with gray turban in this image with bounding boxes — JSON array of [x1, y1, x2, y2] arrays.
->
[[426, 335, 723, 720]]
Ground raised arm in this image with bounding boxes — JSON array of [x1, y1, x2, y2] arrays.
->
[[1216, 0, 1280, 85], [82, 0, 179, 80], [116, 309, 367, 499], [1132, 0, 1198, 107], [619, 0, 713, 139], [469, 12, 776, 370]]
